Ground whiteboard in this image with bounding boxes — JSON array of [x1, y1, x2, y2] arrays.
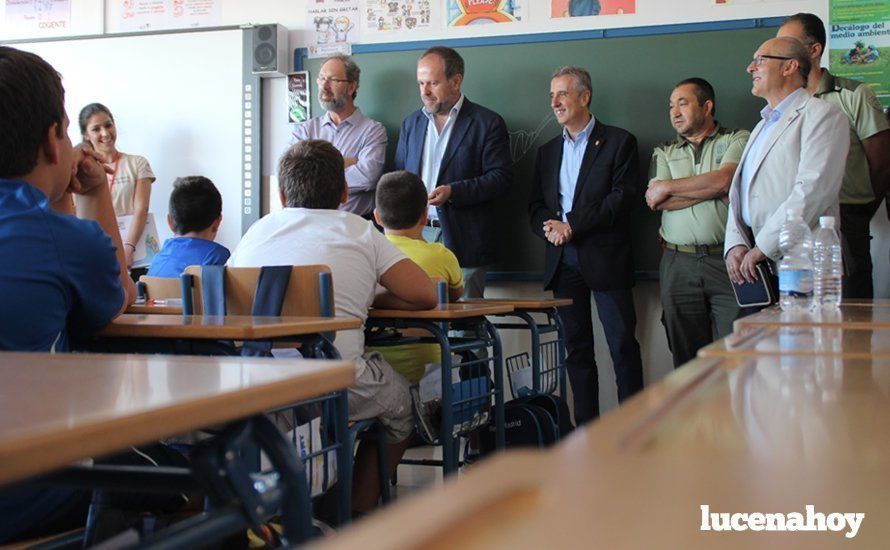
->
[[18, 29, 244, 251]]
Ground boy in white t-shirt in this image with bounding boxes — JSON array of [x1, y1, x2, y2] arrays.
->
[[229, 140, 436, 514]]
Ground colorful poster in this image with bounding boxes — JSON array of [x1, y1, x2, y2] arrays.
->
[[447, 0, 522, 26], [307, 0, 359, 58], [118, 0, 220, 32], [4, 0, 71, 35], [830, 0, 890, 106], [364, 0, 435, 33], [287, 71, 311, 124], [551, 0, 634, 18]]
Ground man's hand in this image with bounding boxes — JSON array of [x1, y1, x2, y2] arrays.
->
[[428, 185, 452, 206], [543, 219, 572, 246], [69, 146, 112, 195], [645, 180, 670, 210], [343, 156, 358, 168], [725, 245, 748, 285], [739, 246, 766, 283]]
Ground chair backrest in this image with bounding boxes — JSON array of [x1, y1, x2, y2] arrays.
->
[[181, 265, 334, 316], [137, 275, 183, 301]]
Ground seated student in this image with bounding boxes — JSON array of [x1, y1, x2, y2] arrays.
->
[[228, 139, 437, 514], [147, 176, 230, 278], [368, 170, 464, 385], [0, 46, 137, 542]]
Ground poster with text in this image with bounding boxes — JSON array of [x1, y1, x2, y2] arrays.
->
[[118, 0, 220, 32], [830, 0, 890, 106], [447, 0, 522, 26], [307, 0, 358, 58], [551, 0, 634, 18], [287, 72, 311, 124], [364, 0, 435, 33], [4, 0, 71, 36]]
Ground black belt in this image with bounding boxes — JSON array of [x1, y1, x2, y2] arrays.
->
[[663, 241, 724, 255]]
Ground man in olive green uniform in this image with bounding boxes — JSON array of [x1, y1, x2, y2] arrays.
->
[[646, 78, 750, 367], [778, 13, 890, 299]]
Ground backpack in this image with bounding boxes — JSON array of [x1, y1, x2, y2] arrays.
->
[[479, 399, 559, 453], [513, 393, 574, 438]]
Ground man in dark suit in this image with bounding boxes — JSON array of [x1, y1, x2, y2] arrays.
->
[[528, 66, 644, 424], [394, 46, 512, 298]]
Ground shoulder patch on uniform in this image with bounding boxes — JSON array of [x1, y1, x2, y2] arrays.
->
[[867, 92, 884, 113]]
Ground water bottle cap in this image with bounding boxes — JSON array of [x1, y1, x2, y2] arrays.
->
[[819, 216, 835, 228], [785, 207, 803, 219]]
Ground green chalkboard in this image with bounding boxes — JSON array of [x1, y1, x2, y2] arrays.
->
[[301, 25, 778, 277]]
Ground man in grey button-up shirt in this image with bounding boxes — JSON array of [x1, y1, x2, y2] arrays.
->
[[292, 54, 387, 217]]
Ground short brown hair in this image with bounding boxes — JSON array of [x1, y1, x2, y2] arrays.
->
[[277, 140, 346, 209], [375, 171, 428, 229], [421, 46, 464, 79], [0, 47, 65, 178]]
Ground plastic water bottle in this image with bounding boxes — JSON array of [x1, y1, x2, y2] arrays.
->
[[812, 216, 842, 309], [778, 208, 813, 311]]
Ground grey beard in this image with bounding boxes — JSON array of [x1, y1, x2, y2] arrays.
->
[[422, 101, 448, 116], [321, 96, 347, 111]]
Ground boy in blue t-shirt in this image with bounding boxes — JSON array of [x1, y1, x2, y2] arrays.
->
[[147, 176, 230, 277], [0, 46, 137, 543]]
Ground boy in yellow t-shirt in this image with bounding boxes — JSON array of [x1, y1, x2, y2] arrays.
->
[[368, 170, 464, 384]]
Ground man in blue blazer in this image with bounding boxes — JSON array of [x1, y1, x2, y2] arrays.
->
[[528, 66, 644, 424], [394, 46, 512, 298]]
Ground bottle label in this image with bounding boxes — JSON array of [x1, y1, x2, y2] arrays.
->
[[779, 269, 813, 297]]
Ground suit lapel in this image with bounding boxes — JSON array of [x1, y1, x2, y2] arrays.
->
[[408, 113, 427, 174], [437, 100, 474, 181], [571, 120, 605, 205], [747, 92, 809, 182], [548, 139, 564, 208]]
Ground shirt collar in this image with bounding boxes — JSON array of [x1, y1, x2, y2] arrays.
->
[[562, 114, 596, 144], [676, 121, 722, 148], [422, 93, 465, 124], [814, 69, 836, 96], [760, 87, 805, 123], [322, 107, 364, 128]]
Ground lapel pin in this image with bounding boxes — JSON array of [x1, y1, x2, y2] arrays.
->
[[594, 139, 600, 147]]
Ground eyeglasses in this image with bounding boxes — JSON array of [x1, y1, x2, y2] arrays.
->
[[750, 55, 792, 67], [316, 76, 352, 85]]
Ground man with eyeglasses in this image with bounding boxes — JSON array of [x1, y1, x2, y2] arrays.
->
[[778, 13, 890, 299], [724, 37, 849, 289], [394, 46, 512, 299], [291, 54, 386, 218], [528, 66, 644, 424], [646, 78, 750, 367]]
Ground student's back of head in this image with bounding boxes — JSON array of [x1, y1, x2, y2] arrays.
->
[[169, 176, 222, 235], [0, 47, 65, 179], [278, 139, 346, 209], [375, 170, 428, 230]]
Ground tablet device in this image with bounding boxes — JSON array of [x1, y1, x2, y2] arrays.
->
[[731, 262, 777, 308]]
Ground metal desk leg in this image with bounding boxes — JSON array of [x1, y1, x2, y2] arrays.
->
[[334, 389, 352, 524], [512, 311, 542, 393], [484, 318, 506, 449]]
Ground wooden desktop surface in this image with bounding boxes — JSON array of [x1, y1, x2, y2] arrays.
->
[[735, 305, 890, 331], [368, 303, 513, 320], [699, 325, 890, 359], [321, 356, 890, 549], [460, 298, 573, 309], [0, 352, 354, 486], [97, 314, 362, 339], [126, 303, 183, 315]]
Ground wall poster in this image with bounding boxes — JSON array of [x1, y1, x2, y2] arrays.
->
[[551, 0, 634, 18], [830, 0, 890, 106]]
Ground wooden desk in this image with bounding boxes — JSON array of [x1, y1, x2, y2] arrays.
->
[[461, 298, 573, 309], [0, 352, 354, 487], [126, 303, 183, 315], [699, 325, 890, 359], [97, 314, 361, 340], [368, 302, 514, 319], [322, 356, 890, 548], [735, 304, 890, 331]]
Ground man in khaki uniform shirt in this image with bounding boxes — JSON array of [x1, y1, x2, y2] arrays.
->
[[778, 13, 890, 298], [646, 78, 750, 367]]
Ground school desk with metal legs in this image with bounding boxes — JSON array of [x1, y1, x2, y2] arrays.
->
[[734, 303, 890, 331], [0, 352, 354, 547], [698, 325, 890, 359], [365, 302, 513, 475], [463, 298, 571, 397]]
